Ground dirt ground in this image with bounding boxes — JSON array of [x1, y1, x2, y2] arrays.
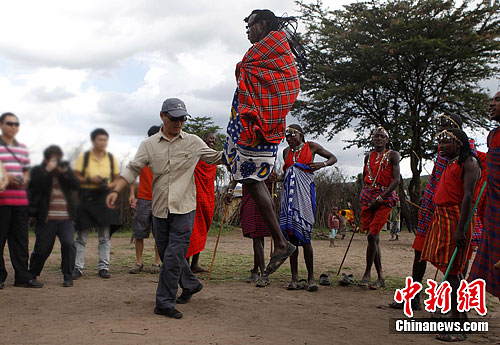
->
[[0, 229, 498, 345]]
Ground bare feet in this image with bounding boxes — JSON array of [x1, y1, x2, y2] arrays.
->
[[264, 242, 296, 275]]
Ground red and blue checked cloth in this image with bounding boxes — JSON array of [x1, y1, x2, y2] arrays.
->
[[186, 160, 217, 258], [236, 30, 300, 146], [241, 179, 273, 238], [469, 127, 500, 298], [360, 186, 398, 209], [415, 139, 483, 247]]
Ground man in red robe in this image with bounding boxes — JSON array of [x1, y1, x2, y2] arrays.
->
[[186, 132, 218, 273], [359, 127, 400, 290]]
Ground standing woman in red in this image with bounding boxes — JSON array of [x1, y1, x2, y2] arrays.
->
[[280, 124, 337, 291], [359, 127, 400, 290]]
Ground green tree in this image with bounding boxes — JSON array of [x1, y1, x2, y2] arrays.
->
[[295, 0, 500, 220], [183, 116, 228, 190], [183, 116, 225, 151]]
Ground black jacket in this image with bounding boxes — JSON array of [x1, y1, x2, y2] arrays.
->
[[28, 163, 80, 224]]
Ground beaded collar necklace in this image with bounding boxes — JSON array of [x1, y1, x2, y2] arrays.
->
[[291, 142, 305, 163], [367, 149, 390, 186]]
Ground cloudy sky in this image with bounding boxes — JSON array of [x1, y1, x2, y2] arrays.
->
[[1, 0, 498, 179]]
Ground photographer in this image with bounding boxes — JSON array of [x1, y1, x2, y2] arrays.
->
[[73, 128, 120, 279], [28, 145, 80, 287]]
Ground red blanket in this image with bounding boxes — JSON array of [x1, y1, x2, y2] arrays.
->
[[236, 30, 300, 146], [187, 160, 217, 258]]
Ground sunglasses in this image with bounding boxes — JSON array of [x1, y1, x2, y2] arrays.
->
[[4, 121, 20, 127], [165, 114, 187, 122]]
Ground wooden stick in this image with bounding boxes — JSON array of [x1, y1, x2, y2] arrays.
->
[[412, 150, 432, 176], [207, 204, 229, 281], [433, 268, 439, 281], [406, 199, 427, 212], [337, 221, 359, 276]]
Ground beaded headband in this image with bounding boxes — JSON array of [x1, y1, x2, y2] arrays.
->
[[285, 127, 303, 134], [373, 126, 389, 138], [435, 113, 460, 129], [436, 129, 460, 143]]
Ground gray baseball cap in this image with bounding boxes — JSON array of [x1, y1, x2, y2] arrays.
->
[[161, 98, 190, 117]]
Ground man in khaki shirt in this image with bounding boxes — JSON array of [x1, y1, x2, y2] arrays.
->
[[107, 98, 222, 319]]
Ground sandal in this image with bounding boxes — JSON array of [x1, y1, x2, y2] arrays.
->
[[247, 270, 260, 283], [285, 281, 300, 290], [255, 275, 269, 288], [358, 279, 370, 289], [297, 279, 308, 290], [264, 242, 296, 275], [369, 279, 386, 290], [340, 273, 354, 286], [435, 333, 467, 342], [319, 274, 331, 286], [129, 263, 143, 274], [150, 264, 161, 274], [307, 283, 319, 292]]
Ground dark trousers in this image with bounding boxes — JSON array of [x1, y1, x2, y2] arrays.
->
[[0, 206, 32, 284], [29, 220, 76, 281], [153, 211, 200, 309]]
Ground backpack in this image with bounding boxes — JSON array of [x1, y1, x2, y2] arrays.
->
[[81, 150, 115, 180]]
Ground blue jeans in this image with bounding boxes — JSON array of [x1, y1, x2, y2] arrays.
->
[[74, 226, 110, 271]]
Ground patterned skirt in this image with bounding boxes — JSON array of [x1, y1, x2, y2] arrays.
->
[[224, 89, 277, 182], [280, 163, 316, 246], [421, 205, 473, 276]]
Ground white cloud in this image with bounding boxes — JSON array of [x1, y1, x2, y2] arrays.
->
[[0, 0, 497, 179]]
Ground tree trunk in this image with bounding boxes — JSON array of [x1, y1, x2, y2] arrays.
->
[[408, 146, 422, 230]]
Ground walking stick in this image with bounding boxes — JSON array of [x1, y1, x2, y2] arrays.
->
[[442, 181, 486, 282], [406, 199, 427, 212], [337, 219, 359, 276], [207, 203, 229, 281]]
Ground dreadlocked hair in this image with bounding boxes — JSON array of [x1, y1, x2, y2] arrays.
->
[[245, 9, 307, 69], [448, 128, 481, 170]]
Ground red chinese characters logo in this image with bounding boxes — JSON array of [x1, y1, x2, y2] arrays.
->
[[394, 277, 488, 317], [394, 277, 422, 317], [424, 279, 452, 314], [457, 278, 487, 316]]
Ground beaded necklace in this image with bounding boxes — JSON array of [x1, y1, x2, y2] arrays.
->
[[367, 149, 391, 186], [291, 142, 305, 163]]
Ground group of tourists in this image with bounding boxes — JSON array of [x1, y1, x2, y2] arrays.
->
[[0, 8, 498, 333]]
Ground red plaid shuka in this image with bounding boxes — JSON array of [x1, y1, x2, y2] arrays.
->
[[186, 160, 217, 258], [236, 30, 300, 146], [469, 127, 500, 298]]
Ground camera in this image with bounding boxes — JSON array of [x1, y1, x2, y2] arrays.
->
[[57, 160, 69, 168], [99, 178, 109, 190]]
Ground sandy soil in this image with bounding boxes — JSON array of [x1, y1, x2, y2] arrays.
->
[[0, 230, 498, 345]]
